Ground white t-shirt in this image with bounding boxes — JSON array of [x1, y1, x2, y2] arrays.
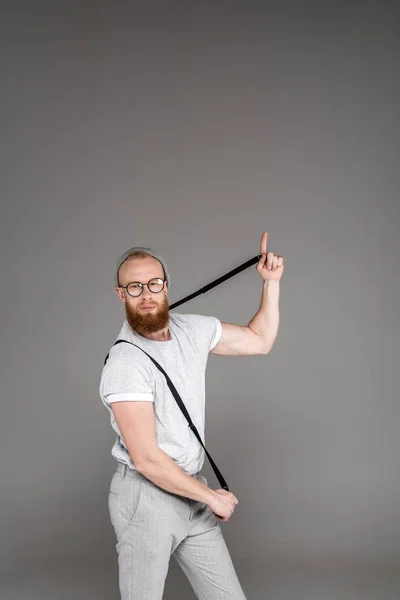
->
[[99, 312, 222, 475]]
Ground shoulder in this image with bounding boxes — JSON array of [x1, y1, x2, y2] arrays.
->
[[170, 312, 220, 329], [170, 312, 222, 351], [100, 341, 155, 394], [102, 339, 149, 374]]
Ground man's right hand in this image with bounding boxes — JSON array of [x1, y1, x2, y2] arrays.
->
[[208, 489, 239, 522]]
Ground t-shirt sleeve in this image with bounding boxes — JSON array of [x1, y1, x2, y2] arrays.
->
[[208, 315, 222, 351], [100, 353, 154, 405], [186, 314, 222, 353]]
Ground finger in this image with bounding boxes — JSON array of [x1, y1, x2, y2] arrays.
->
[[267, 251, 274, 269], [257, 254, 266, 269], [272, 256, 278, 270], [260, 232, 268, 256]]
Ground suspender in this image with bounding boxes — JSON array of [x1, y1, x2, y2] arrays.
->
[[104, 339, 229, 491]]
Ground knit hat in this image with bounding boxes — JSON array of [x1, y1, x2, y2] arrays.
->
[[114, 246, 171, 288]]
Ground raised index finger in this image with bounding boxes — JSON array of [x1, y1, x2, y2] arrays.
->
[[260, 232, 268, 255]]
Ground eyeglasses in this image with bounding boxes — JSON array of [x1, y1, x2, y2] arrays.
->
[[118, 277, 167, 297]]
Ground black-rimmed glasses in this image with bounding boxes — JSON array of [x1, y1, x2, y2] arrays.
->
[[119, 278, 166, 297]]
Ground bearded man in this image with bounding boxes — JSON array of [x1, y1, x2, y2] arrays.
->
[[99, 234, 283, 599]]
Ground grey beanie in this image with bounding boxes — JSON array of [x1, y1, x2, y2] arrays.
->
[[114, 246, 171, 288]]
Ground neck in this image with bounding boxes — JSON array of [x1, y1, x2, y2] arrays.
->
[[138, 324, 171, 342]]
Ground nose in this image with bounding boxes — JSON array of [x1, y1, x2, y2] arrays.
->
[[142, 285, 156, 300]]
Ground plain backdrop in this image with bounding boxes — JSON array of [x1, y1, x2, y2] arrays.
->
[[1, 0, 399, 593]]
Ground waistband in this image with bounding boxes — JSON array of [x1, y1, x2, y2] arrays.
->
[[116, 461, 200, 480]]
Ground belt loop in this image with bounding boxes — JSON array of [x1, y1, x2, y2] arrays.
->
[[121, 464, 127, 479]]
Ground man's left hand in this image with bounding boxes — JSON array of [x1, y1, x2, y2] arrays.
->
[[256, 232, 284, 282]]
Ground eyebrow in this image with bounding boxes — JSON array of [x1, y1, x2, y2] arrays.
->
[[124, 276, 163, 284]]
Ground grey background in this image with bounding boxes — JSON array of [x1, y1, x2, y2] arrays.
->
[[1, 1, 399, 598]]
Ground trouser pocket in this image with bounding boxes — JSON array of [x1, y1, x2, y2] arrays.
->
[[108, 470, 143, 535]]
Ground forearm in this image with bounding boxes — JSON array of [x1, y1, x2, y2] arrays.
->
[[248, 279, 280, 352], [137, 448, 216, 505]]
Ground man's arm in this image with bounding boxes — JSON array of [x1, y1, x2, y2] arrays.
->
[[210, 232, 283, 356], [111, 400, 216, 505], [211, 279, 280, 355]]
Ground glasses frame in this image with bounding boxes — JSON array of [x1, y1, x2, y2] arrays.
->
[[118, 277, 167, 298]]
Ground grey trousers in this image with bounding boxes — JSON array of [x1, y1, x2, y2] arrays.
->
[[108, 462, 247, 600]]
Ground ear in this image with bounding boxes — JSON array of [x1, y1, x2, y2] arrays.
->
[[115, 287, 126, 303]]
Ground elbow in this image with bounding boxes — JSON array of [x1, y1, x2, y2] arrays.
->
[[261, 341, 273, 355], [261, 333, 278, 355], [134, 449, 161, 474], [134, 460, 146, 473], [135, 459, 153, 475]]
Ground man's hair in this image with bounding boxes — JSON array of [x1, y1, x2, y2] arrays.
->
[[126, 250, 153, 260], [117, 250, 166, 285]]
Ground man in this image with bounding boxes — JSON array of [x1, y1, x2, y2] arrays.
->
[[99, 232, 283, 599]]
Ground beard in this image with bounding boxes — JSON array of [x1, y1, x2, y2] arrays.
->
[[125, 294, 170, 336]]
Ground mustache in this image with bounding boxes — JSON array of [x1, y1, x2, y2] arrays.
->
[[125, 296, 170, 334]]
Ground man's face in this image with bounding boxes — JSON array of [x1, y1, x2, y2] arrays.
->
[[116, 256, 169, 335]]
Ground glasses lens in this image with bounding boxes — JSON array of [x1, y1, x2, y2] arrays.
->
[[127, 282, 143, 297], [148, 278, 164, 293]]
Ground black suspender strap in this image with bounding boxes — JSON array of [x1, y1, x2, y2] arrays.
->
[[169, 254, 261, 310], [104, 339, 229, 491]]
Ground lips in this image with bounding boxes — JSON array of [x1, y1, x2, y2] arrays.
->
[[140, 304, 157, 309]]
